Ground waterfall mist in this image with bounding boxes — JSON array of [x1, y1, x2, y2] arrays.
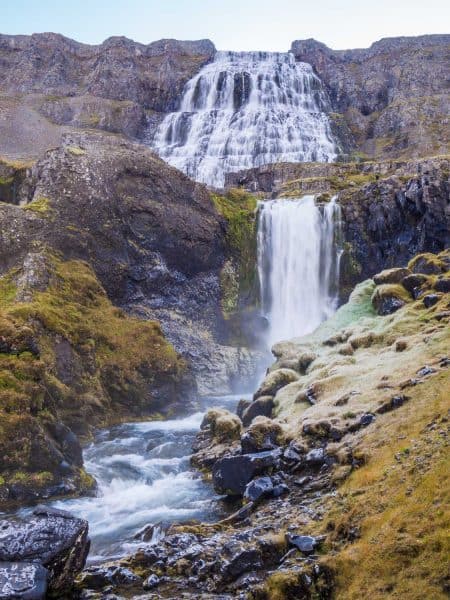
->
[[257, 195, 342, 348], [151, 51, 336, 187]]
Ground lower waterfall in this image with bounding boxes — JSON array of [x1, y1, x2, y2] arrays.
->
[[257, 195, 342, 347]]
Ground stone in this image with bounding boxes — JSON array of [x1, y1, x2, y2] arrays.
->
[[401, 273, 429, 295], [236, 398, 252, 419], [200, 408, 242, 442], [359, 413, 376, 427], [212, 448, 282, 495], [241, 396, 274, 427], [241, 417, 285, 453], [286, 534, 318, 554], [222, 548, 262, 581], [434, 277, 450, 293], [373, 267, 411, 285], [417, 365, 436, 377], [372, 285, 407, 315], [143, 574, 160, 590], [376, 395, 409, 414], [423, 294, 439, 308], [0, 507, 89, 595], [409, 253, 446, 275], [243, 476, 273, 502], [0, 562, 48, 600], [305, 447, 326, 465], [272, 483, 290, 497], [78, 566, 141, 590], [254, 369, 299, 400]]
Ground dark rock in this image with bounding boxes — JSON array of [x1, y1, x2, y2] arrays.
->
[[434, 277, 450, 293], [241, 418, 284, 454], [212, 449, 282, 495], [372, 292, 405, 316], [143, 574, 160, 590], [359, 413, 376, 427], [78, 566, 141, 590], [272, 483, 290, 497], [410, 255, 445, 275], [0, 507, 89, 595], [241, 396, 274, 427], [417, 365, 436, 377], [376, 395, 410, 414], [286, 534, 319, 554], [423, 294, 439, 308], [283, 445, 302, 462], [243, 476, 273, 502], [222, 548, 262, 581], [0, 562, 48, 600], [401, 273, 429, 295], [236, 398, 252, 419], [305, 448, 326, 465]]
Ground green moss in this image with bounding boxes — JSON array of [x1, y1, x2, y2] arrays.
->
[[0, 176, 14, 186], [0, 276, 16, 307], [23, 196, 53, 216], [211, 188, 259, 315]]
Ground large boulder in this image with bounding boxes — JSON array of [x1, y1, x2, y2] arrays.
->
[[0, 563, 48, 600], [0, 507, 89, 595], [241, 396, 274, 427], [254, 369, 299, 400], [241, 417, 285, 453], [212, 448, 282, 496], [371, 284, 409, 315]]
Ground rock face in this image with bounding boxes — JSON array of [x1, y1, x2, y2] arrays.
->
[[0, 33, 214, 111], [0, 507, 89, 596], [291, 35, 450, 159]]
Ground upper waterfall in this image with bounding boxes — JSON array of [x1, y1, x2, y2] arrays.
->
[[151, 51, 337, 187], [257, 196, 342, 348]]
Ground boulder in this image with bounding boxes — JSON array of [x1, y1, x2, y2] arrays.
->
[[401, 273, 429, 296], [371, 284, 408, 315], [423, 294, 440, 308], [434, 277, 450, 293], [373, 267, 411, 285], [254, 369, 299, 400], [212, 448, 282, 495], [200, 408, 242, 442], [241, 396, 274, 427], [78, 565, 141, 590], [221, 548, 262, 581], [243, 476, 274, 502], [0, 562, 48, 600], [241, 417, 285, 453], [286, 534, 320, 554], [236, 398, 252, 419], [408, 252, 447, 275], [0, 507, 89, 595]]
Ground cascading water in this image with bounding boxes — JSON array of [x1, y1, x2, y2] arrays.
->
[[151, 51, 336, 187], [257, 195, 342, 347]]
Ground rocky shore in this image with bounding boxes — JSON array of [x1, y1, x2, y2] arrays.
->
[[67, 250, 449, 599]]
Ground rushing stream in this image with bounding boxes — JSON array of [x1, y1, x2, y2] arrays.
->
[[18, 395, 246, 563]]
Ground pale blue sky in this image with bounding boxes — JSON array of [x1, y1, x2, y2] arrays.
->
[[2, 0, 449, 51]]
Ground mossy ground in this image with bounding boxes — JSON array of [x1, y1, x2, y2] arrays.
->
[[0, 253, 186, 502]]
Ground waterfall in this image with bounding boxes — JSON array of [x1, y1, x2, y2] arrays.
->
[[151, 51, 336, 187], [257, 195, 342, 347]]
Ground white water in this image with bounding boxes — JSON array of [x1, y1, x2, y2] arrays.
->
[[257, 195, 343, 347], [151, 51, 336, 187], [18, 397, 245, 562]]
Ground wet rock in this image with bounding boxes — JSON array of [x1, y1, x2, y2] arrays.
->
[[423, 294, 439, 308], [286, 534, 319, 554], [241, 417, 285, 453], [243, 476, 273, 502], [254, 369, 299, 400], [0, 562, 48, 600], [373, 267, 411, 285], [0, 507, 89, 595], [212, 448, 282, 495], [241, 396, 274, 427], [142, 574, 160, 590]]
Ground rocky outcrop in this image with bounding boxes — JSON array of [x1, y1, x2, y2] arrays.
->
[[0, 33, 215, 111], [291, 35, 450, 159], [0, 507, 89, 597]]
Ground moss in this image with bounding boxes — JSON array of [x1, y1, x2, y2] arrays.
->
[[211, 188, 258, 315], [23, 196, 53, 216]]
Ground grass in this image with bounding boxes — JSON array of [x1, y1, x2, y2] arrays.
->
[[23, 196, 53, 216]]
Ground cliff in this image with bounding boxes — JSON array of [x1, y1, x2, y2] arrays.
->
[[291, 35, 450, 159]]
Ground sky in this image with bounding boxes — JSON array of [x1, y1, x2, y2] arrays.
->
[[2, 0, 449, 51]]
